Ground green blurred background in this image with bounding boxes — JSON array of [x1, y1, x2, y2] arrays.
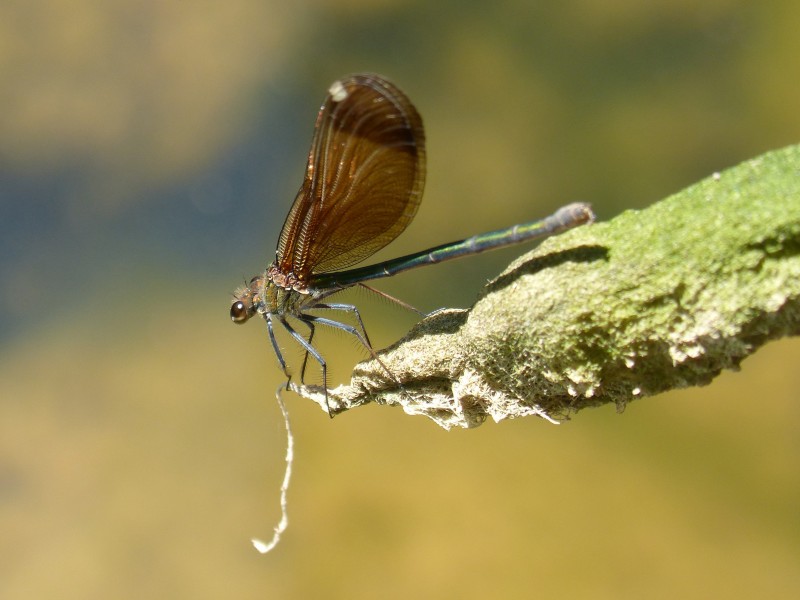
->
[[1, 1, 799, 598]]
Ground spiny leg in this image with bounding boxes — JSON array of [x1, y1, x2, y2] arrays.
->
[[265, 315, 288, 375], [296, 319, 316, 385], [311, 302, 374, 348], [304, 314, 401, 389], [277, 316, 333, 416], [265, 314, 295, 393], [357, 283, 425, 316]]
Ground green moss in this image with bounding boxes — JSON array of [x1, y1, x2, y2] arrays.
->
[[294, 144, 800, 429]]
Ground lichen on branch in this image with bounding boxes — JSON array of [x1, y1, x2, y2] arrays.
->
[[293, 144, 800, 429]]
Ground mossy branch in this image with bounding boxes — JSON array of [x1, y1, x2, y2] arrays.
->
[[292, 144, 800, 429]]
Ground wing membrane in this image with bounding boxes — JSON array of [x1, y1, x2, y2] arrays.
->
[[275, 73, 426, 282]]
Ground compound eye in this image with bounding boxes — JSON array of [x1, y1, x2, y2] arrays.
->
[[230, 300, 250, 323]]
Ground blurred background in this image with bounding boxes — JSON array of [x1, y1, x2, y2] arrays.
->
[[1, 0, 799, 598]]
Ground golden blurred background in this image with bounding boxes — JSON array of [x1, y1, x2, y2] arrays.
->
[[1, 1, 798, 598]]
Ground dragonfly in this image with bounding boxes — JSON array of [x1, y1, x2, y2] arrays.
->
[[231, 73, 594, 415]]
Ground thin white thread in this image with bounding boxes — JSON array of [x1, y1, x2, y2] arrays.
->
[[251, 383, 294, 554]]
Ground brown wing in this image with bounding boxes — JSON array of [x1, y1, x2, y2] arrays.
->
[[275, 73, 426, 282]]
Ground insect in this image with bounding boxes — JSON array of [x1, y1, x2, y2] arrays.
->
[[231, 73, 594, 414]]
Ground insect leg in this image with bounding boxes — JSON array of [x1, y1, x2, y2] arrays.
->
[[304, 315, 400, 388], [265, 314, 288, 375], [295, 319, 316, 384], [278, 316, 332, 417], [312, 302, 373, 347]]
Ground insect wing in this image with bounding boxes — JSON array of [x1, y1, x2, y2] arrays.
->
[[275, 73, 426, 281]]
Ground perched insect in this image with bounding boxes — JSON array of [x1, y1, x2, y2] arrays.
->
[[231, 73, 594, 414]]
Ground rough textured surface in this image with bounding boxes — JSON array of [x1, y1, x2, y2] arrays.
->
[[293, 144, 800, 429]]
